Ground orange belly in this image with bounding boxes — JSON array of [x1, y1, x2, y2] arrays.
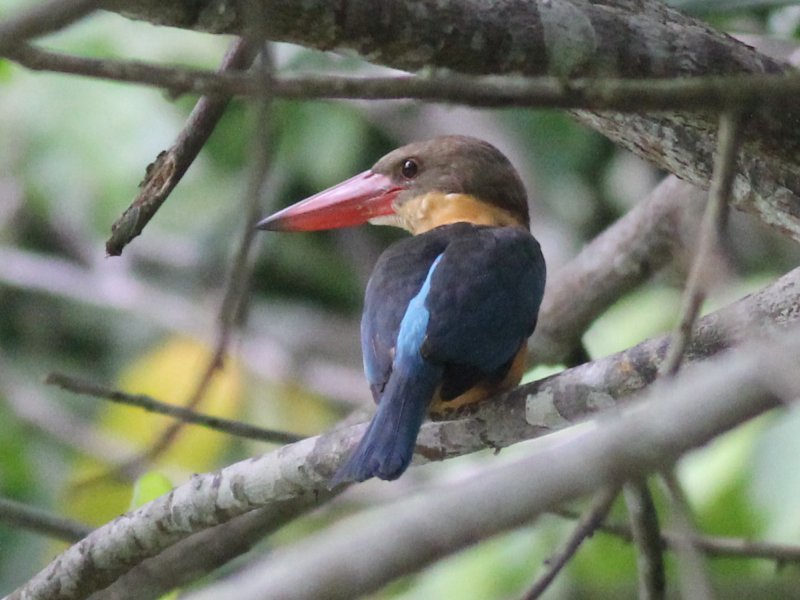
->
[[428, 343, 528, 416]]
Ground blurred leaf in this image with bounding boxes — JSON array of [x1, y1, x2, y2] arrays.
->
[[130, 471, 174, 509], [572, 526, 639, 588], [247, 381, 338, 440], [0, 411, 34, 497], [750, 406, 800, 543], [63, 336, 242, 526], [0, 60, 12, 83], [584, 285, 681, 359], [274, 101, 372, 190], [113, 336, 243, 468]]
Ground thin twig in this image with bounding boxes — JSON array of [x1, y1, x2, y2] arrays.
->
[[624, 482, 666, 600], [106, 38, 258, 256], [652, 110, 744, 600], [5, 43, 800, 112], [551, 508, 800, 563], [117, 45, 277, 473], [660, 471, 715, 600], [0, 0, 102, 48], [661, 111, 745, 376], [0, 496, 92, 543], [214, 45, 274, 356], [44, 372, 302, 445], [521, 487, 619, 599]]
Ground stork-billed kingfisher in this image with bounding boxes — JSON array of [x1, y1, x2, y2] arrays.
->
[[257, 136, 546, 484]]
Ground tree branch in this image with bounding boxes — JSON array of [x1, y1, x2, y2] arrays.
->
[[522, 487, 619, 599], [105, 38, 258, 256], [44, 372, 302, 446], [9, 265, 800, 600], [177, 335, 794, 600], [624, 482, 666, 600], [530, 176, 705, 365], [91, 0, 800, 242], [0, 497, 92, 543], [104, 0, 784, 79], [659, 470, 715, 599], [85, 498, 322, 600], [5, 43, 800, 111], [0, 0, 103, 48], [551, 508, 800, 564], [662, 111, 745, 376]]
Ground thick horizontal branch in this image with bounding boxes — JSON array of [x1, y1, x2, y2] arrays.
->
[[105, 0, 783, 79], [180, 337, 794, 600], [96, 0, 800, 243], [10, 266, 800, 600], [88, 497, 321, 600]]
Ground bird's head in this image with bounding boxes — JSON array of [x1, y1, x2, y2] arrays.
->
[[257, 135, 530, 234]]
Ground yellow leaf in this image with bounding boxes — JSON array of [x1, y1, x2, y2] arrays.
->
[[63, 336, 241, 526]]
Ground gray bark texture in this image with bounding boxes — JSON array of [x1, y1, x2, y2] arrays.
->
[[102, 0, 800, 240], [10, 263, 800, 600]]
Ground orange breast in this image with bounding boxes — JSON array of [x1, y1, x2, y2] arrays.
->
[[428, 343, 528, 416]]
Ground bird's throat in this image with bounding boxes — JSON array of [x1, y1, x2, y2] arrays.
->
[[396, 192, 525, 234]]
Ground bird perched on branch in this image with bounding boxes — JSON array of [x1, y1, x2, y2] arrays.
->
[[258, 135, 546, 484]]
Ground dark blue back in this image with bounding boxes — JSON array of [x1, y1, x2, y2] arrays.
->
[[361, 222, 545, 404]]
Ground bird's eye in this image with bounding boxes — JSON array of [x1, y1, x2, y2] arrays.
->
[[401, 159, 418, 179]]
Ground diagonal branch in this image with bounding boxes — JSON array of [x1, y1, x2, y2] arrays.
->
[[44, 372, 303, 445], [0, 0, 103, 48], [662, 111, 745, 376], [9, 265, 800, 600], [522, 487, 619, 599], [0, 496, 92, 543], [105, 38, 258, 256], [176, 335, 795, 600]]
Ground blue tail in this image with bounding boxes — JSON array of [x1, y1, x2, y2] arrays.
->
[[332, 361, 442, 485]]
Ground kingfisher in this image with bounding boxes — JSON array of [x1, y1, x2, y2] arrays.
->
[[257, 136, 546, 484]]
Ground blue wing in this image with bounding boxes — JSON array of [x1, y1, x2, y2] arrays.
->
[[422, 224, 545, 398], [360, 229, 450, 402], [360, 222, 545, 404], [339, 222, 545, 483]]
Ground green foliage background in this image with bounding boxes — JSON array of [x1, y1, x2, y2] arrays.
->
[[1, 0, 800, 596]]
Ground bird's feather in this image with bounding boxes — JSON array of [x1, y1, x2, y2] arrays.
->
[[337, 222, 545, 483], [334, 256, 444, 483]]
